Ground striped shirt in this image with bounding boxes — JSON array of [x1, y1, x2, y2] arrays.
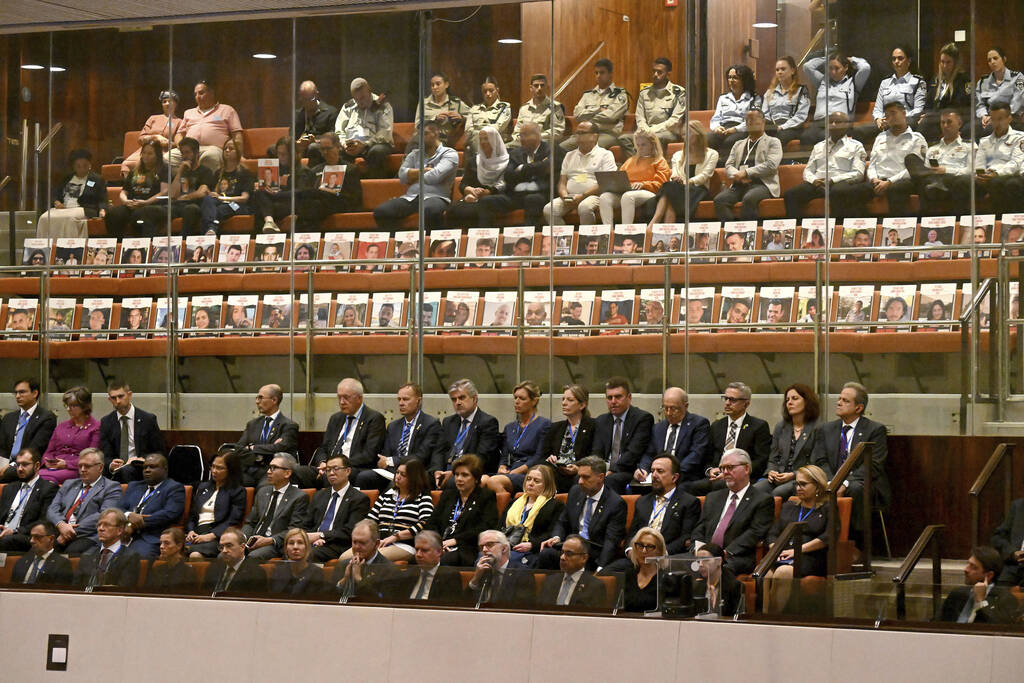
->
[[367, 489, 434, 538]]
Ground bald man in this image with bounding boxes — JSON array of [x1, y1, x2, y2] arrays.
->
[[232, 383, 300, 486], [309, 378, 386, 489], [635, 387, 712, 485], [295, 79, 339, 165]]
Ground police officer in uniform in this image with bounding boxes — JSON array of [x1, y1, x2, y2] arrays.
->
[[412, 71, 470, 149], [510, 74, 566, 147], [973, 102, 1024, 215], [906, 109, 976, 215], [618, 57, 686, 157], [919, 43, 972, 142], [782, 112, 867, 220], [464, 76, 512, 154], [853, 46, 926, 146], [976, 47, 1024, 134], [335, 77, 395, 179], [561, 58, 629, 152], [801, 53, 871, 148]]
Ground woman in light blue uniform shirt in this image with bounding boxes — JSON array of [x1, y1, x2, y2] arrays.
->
[[762, 56, 810, 149], [800, 52, 871, 148], [708, 64, 762, 163], [975, 46, 1024, 133]]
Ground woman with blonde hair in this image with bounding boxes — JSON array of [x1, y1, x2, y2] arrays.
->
[[622, 526, 672, 612], [598, 129, 670, 225], [762, 56, 810, 148], [269, 528, 326, 596], [646, 120, 718, 227], [484, 380, 551, 495], [500, 464, 564, 567]]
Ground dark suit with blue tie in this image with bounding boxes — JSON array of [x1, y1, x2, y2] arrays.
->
[[117, 478, 186, 558], [540, 485, 626, 571], [310, 406, 387, 489], [639, 413, 712, 482], [305, 485, 370, 561], [431, 409, 501, 475], [233, 411, 300, 486], [0, 477, 58, 551], [381, 411, 442, 468], [0, 404, 57, 482], [11, 550, 73, 585]]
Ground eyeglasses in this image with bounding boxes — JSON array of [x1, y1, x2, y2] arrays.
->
[[719, 464, 745, 472], [721, 395, 747, 403], [266, 464, 289, 472], [324, 466, 349, 473], [79, 462, 102, 469], [633, 542, 659, 552], [479, 540, 502, 551], [794, 480, 811, 488], [561, 550, 588, 557]]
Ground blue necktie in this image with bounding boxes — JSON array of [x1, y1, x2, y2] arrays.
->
[[260, 417, 273, 442], [581, 498, 595, 539], [26, 556, 43, 584], [838, 425, 852, 466], [11, 411, 28, 456], [399, 421, 412, 459], [320, 492, 339, 532]]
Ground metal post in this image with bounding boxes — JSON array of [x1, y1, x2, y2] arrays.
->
[[662, 259, 671, 389], [305, 267, 315, 430], [516, 264, 525, 383], [415, 10, 429, 390]]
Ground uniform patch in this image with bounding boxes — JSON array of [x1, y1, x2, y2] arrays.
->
[[1016, 77, 1024, 92]]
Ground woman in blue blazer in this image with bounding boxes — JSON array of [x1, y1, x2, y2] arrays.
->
[[186, 453, 246, 559]]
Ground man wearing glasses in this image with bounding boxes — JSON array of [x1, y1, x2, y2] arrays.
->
[[231, 383, 299, 487], [687, 381, 770, 496], [240, 454, 308, 562], [201, 527, 268, 594], [46, 448, 122, 554], [304, 455, 370, 562], [538, 534, 607, 608]]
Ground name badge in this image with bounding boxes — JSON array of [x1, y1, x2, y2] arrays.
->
[[86, 180, 95, 187], [229, 202, 240, 211]]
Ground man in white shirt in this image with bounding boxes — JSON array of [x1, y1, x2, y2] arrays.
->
[[906, 109, 976, 215], [390, 530, 463, 602], [783, 112, 867, 219], [973, 102, 1024, 215], [544, 120, 617, 225], [848, 101, 928, 216]]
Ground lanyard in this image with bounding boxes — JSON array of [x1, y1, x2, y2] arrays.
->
[[6, 483, 31, 522], [520, 502, 533, 524], [392, 495, 407, 529], [136, 485, 158, 512], [566, 421, 580, 448], [451, 497, 464, 523], [512, 414, 537, 451], [454, 420, 471, 449], [650, 496, 670, 525], [797, 505, 815, 522]]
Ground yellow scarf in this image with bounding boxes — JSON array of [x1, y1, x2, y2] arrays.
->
[[504, 494, 549, 543]]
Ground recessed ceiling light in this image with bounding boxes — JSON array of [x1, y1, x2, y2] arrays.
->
[[21, 64, 44, 70], [252, 53, 277, 59], [50, 66, 66, 72], [752, 22, 778, 28], [498, 38, 522, 45]]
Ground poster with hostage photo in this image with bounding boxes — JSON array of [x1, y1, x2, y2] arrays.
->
[[119, 297, 153, 339]]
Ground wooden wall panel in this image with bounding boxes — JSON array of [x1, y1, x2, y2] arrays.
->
[[704, 0, 757, 103], [922, 0, 1024, 81]]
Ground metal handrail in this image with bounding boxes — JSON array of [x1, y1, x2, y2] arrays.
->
[[892, 524, 944, 620], [752, 520, 806, 613], [826, 441, 873, 574], [968, 443, 1015, 549], [959, 277, 996, 434]]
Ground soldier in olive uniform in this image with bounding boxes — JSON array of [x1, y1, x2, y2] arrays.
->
[[618, 57, 687, 156], [510, 74, 566, 147], [411, 71, 470, 150], [561, 58, 629, 152], [335, 77, 395, 179], [465, 76, 512, 154]]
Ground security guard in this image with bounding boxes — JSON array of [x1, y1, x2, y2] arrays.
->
[[975, 47, 1024, 132], [974, 102, 1024, 214], [412, 71, 470, 148], [464, 77, 512, 154], [618, 57, 686, 156], [905, 110, 976, 215], [919, 43, 972, 141], [854, 46, 926, 145], [708, 64, 762, 161], [509, 74, 566, 147], [560, 58, 628, 151], [800, 53, 871, 148]]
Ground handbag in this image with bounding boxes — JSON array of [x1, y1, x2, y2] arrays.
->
[[503, 524, 527, 546]]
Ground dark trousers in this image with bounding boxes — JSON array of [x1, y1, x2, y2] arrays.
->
[[784, 179, 866, 219], [252, 190, 295, 227], [905, 154, 973, 215], [0, 532, 30, 551], [800, 119, 829, 149], [341, 143, 394, 179], [105, 204, 170, 237], [651, 180, 708, 220], [59, 536, 98, 556], [714, 179, 773, 221], [843, 178, 916, 216], [446, 194, 516, 228], [373, 196, 448, 229], [200, 195, 251, 235], [978, 175, 1024, 215], [296, 190, 351, 231], [769, 126, 804, 149], [172, 200, 203, 236], [707, 131, 746, 165], [511, 192, 550, 227]]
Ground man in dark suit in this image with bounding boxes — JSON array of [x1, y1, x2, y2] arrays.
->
[[0, 378, 57, 482], [387, 530, 464, 602], [430, 379, 500, 487], [73, 508, 142, 590], [241, 454, 309, 561], [538, 534, 607, 608], [99, 381, 166, 483], [305, 454, 370, 561], [202, 527, 268, 594], [332, 519, 396, 598], [0, 448, 58, 551], [46, 448, 123, 555], [811, 382, 890, 535], [624, 455, 701, 565], [686, 381, 771, 496], [231, 384, 300, 486], [991, 497, 1024, 586], [591, 376, 655, 494], [691, 448, 774, 574], [505, 120, 565, 226], [362, 382, 441, 491], [540, 456, 627, 572], [11, 521, 73, 586], [636, 387, 712, 485], [937, 546, 1019, 624], [308, 378, 386, 489], [116, 454, 186, 558], [465, 529, 537, 605]]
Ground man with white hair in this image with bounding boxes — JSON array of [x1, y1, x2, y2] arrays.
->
[[430, 378, 500, 488], [335, 77, 395, 178], [465, 529, 536, 604], [310, 378, 386, 488]]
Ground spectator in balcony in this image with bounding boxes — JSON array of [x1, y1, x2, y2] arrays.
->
[[619, 57, 687, 156], [350, 460, 434, 564], [465, 76, 512, 153], [336, 77, 394, 179], [144, 527, 197, 591], [972, 103, 1024, 216], [121, 90, 184, 177], [497, 464, 563, 568], [756, 384, 820, 498], [783, 112, 866, 220], [294, 80, 338, 165], [171, 80, 244, 173], [41, 387, 100, 486], [116, 454, 186, 559], [294, 132, 364, 232], [541, 384, 597, 493], [424, 454, 499, 567], [73, 508, 141, 589], [168, 137, 214, 236], [484, 381, 551, 496], [801, 52, 871, 148], [919, 43, 972, 141], [510, 74, 565, 146], [763, 56, 811, 150], [199, 138, 254, 235], [937, 546, 1019, 623], [252, 136, 295, 234], [37, 149, 107, 239], [975, 47, 1024, 134], [646, 120, 718, 225], [373, 121, 458, 230], [446, 126, 514, 228], [269, 527, 326, 597], [561, 58, 628, 151], [714, 108, 783, 222], [545, 120, 617, 225], [104, 140, 169, 238], [185, 453, 246, 559], [853, 45, 926, 146], [307, 378, 386, 490], [430, 379, 500, 486], [620, 526, 671, 612], [708, 64, 762, 161], [506, 121, 564, 227], [591, 377, 655, 495], [412, 71, 469, 148], [906, 109, 975, 216], [599, 130, 670, 225]]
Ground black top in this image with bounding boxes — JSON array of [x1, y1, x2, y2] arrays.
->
[[299, 162, 363, 211], [214, 166, 256, 199], [177, 164, 217, 196], [125, 165, 169, 200], [294, 101, 339, 139], [269, 562, 326, 596], [623, 564, 674, 613], [51, 171, 108, 218], [144, 560, 197, 591], [768, 501, 830, 577]]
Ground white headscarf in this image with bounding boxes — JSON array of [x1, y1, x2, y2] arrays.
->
[[475, 126, 509, 187]]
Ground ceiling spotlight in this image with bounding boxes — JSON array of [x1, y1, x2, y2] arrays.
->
[[752, 22, 778, 28], [50, 66, 66, 72], [21, 64, 44, 70], [498, 38, 522, 45], [252, 53, 277, 59]]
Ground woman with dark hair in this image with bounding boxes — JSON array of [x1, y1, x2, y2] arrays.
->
[[757, 383, 820, 498], [105, 139, 170, 237], [484, 380, 551, 495], [146, 528, 198, 591], [412, 70, 470, 147], [707, 64, 761, 160], [801, 51, 872, 147], [186, 453, 246, 558], [355, 459, 435, 563], [763, 56, 810, 148], [692, 542, 742, 616], [37, 149, 108, 239], [465, 76, 512, 152], [120, 89, 183, 176], [424, 454, 499, 567], [976, 47, 1024, 132], [852, 45, 926, 145], [41, 387, 99, 485], [920, 43, 972, 140], [541, 384, 597, 492], [24, 249, 47, 267]]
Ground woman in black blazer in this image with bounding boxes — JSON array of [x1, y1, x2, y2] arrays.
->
[[36, 148, 108, 239], [186, 453, 246, 559], [425, 454, 500, 567], [269, 528, 326, 597], [759, 383, 820, 498], [541, 384, 597, 492], [145, 528, 198, 592], [501, 464, 566, 568]]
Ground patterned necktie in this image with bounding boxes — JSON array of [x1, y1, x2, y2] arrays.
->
[[260, 417, 273, 442], [65, 484, 91, 522], [413, 568, 430, 600], [26, 556, 43, 584], [650, 496, 668, 532], [711, 493, 739, 547], [838, 425, 852, 466], [724, 421, 738, 451], [666, 423, 679, 453], [399, 420, 412, 459]]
